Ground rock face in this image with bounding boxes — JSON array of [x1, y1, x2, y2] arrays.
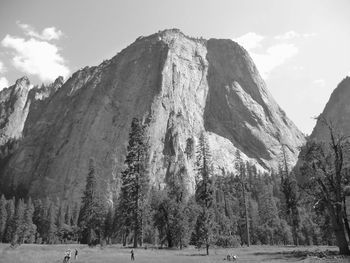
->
[[0, 77, 32, 146], [0, 29, 305, 202], [309, 77, 350, 141]]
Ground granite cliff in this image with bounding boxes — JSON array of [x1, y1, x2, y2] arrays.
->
[[0, 29, 305, 202], [309, 77, 350, 141]]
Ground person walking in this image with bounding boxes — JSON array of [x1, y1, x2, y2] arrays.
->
[[74, 249, 78, 260], [63, 249, 71, 263], [131, 249, 135, 261]]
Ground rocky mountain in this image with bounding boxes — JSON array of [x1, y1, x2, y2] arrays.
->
[[0, 77, 32, 146], [0, 29, 305, 202], [309, 76, 350, 141]]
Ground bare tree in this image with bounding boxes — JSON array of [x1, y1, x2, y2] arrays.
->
[[299, 118, 350, 255]]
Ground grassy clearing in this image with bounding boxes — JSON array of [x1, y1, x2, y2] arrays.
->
[[0, 244, 348, 263]]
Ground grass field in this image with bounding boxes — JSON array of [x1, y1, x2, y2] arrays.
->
[[0, 244, 349, 263]]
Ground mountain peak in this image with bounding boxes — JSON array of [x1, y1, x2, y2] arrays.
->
[[0, 30, 305, 201], [15, 76, 30, 87], [311, 76, 350, 141]]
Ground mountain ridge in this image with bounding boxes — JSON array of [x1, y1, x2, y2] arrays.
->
[[0, 29, 305, 202]]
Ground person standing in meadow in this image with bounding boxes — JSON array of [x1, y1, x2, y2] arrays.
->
[[131, 249, 135, 261]]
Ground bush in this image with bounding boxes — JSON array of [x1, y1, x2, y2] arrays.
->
[[215, 235, 241, 248]]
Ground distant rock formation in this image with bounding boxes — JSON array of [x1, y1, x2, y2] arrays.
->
[[0, 29, 305, 202], [309, 76, 350, 141]]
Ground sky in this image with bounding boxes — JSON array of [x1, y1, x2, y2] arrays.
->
[[0, 0, 349, 134]]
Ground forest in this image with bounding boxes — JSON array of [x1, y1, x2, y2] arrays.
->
[[0, 118, 349, 255]]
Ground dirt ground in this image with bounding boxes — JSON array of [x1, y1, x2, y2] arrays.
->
[[0, 244, 349, 263]]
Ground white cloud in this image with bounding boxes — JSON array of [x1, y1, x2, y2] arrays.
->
[[252, 44, 298, 78], [312, 79, 326, 87], [275, 30, 316, 40], [235, 32, 299, 79], [0, 77, 9, 90], [2, 35, 69, 82], [274, 31, 300, 40], [235, 32, 265, 51], [17, 22, 63, 41]]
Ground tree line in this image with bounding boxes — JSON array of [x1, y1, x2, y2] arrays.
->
[[0, 117, 349, 255]]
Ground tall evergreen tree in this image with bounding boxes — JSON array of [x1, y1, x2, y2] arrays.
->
[[104, 206, 114, 244], [4, 197, 15, 242], [56, 202, 65, 229], [279, 144, 300, 246], [78, 159, 106, 245], [47, 203, 57, 244], [194, 132, 215, 255], [0, 195, 7, 242], [235, 150, 250, 246], [116, 118, 149, 248], [21, 198, 36, 243], [11, 198, 25, 244]]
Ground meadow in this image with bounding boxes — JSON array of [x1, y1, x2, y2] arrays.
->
[[0, 244, 348, 263]]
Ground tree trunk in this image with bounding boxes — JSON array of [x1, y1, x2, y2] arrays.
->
[[133, 228, 138, 248], [122, 232, 127, 247], [343, 198, 350, 241], [206, 244, 209, 255], [334, 228, 350, 255], [329, 204, 350, 255]]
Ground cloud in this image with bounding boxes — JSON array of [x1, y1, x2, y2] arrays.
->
[[17, 22, 63, 41], [252, 44, 298, 79], [235, 32, 299, 79], [0, 77, 9, 90], [312, 79, 326, 87], [274, 31, 300, 40], [235, 32, 265, 51], [2, 34, 69, 82], [274, 30, 316, 40]]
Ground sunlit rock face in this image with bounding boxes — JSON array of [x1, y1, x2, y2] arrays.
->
[[0, 77, 32, 146], [0, 29, 305, 202], [309, 77, 350, 141], [0, 76, 64, 146]]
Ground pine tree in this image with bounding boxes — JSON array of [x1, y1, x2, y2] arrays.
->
[[56, 202, 65, 229], [47, 203, 57, 244], [104, 206, 114, 244], [11, 198, 25, 244], [235, 150, 250, 246], [166, 165, 190, 248], [257, 184, 280, 244], [4, 197, 15, 242], [116, 118, 149, 248], [21, 198, 36, 243], [279, 145, 300, 246], [78, 159, 106, 245], [0, 195, 7, 242], [194, 132, 215, 255]]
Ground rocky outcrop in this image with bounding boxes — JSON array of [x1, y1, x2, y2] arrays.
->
[[0, 77, 32, 146], [309, 77, 350, 141], [0, 29, 305, 201]]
